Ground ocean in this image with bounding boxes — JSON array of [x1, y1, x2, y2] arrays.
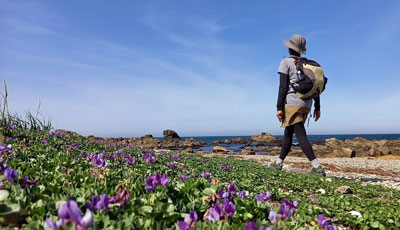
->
[[155, 134, 400, 153]]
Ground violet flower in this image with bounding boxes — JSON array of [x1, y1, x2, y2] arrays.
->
[[177, 211, 198, 230], [222, 199, 236, 217], [204, 204, 222, 221], [6, 137, 14, 142], [254, 192, 271, 203], [19, 176, 38, 188], [201, 172, 212, 179], [167, 163, 177, 169], [221, 163, 227, 170], [55, 201, 93, 230], [86, 194, 109, 211], [144, 173, 169, 191], [173, 154, 179, 161], [41, 140, 48, 145], [126, 159, 135, 165], [278, 200, 298, 220], [244, 222, 257, 230], [201, 158, 206, 163], [180, 174, 190, 181], [317, 214, 337, 230], [4, 168, 18, 181], [269, 210, 278, 223], [237, 191, 249, 199]]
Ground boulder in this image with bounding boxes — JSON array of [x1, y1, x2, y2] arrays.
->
[[327, 147, 356, 158], [183, 147, 194, 153], [182, 138, 203, 148], [196, 150, 206, 154], [136, 134, 161, 149], [325, 138, 343, 148], [231, 137, 247, 144], [335, 186, 353, 194], [249, 133, 280, 143], [162, 129, 183, 148], [212, 146, 228, 153], [241, 147, 255, 155]]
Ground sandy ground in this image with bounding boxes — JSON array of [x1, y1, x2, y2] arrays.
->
[[204, 154, 400, 190]]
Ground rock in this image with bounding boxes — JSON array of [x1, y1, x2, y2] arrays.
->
[[325, 138, 343, 148], [312, 140, 325, 145], [231, 137, 247, 144], [248, 132, 281, 144], [223, 139, 230, 144], [162, 129, 183, 148], [196, 150, 206, 154], [241, 147, 255, 155], [327, 147, 356, 158], [212, 146, 228, 153], [212, 140, 221, 145], [136, 134, 161, 149], [182, 138, 203, 148], [183, 147, 194, 153], [335, 186, 352, 194]]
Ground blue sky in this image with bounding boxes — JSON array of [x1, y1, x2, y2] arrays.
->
[[1, 1, 400, 137]]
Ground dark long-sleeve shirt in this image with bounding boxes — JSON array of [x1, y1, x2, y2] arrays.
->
[[276, 73, 320, 111]]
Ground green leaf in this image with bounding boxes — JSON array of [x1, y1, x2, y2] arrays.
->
[[370, 222, 379, 228], [0, 190, 9, 201], [202, 188, 215, 196], [0, 204, 21, 215], [138, 206, 153, 215]]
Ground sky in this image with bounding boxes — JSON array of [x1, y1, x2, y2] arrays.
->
[[1, 0, 400, 137]]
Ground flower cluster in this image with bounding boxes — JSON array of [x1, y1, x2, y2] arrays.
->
[[144, 173, 169, 191], [254, 192, 271, 203], [317, 214, 337, 230], [220, 163, 235, 171], [278, 200, 298, 220], [177, 211, 198, 230], [142, 152, 157, 163], [86, 194, 109, 211], [203, 199, 237, 221], [217, 184, 237, 200], [244, 222, 274, 230], [44, 200, 93, 230], [179, 174, 190, 181], [0, 144, 12, 154], [200, 172, 212, 179]]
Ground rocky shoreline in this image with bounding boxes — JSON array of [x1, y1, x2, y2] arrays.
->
[[87, 129, 400, 158]]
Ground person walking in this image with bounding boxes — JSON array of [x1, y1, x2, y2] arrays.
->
[[270, 34, 326, 176]]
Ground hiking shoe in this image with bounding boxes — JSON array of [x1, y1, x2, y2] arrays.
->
[[310, 166, 326, 176], [270, 162, 282, 171]]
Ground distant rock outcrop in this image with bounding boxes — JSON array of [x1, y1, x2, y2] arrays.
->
[[162, 129, 183, 148]]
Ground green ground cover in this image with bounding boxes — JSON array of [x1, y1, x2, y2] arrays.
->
[[1, 127, 400, 229]]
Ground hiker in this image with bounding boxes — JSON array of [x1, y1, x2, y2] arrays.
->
[[270, 34, 326, 176]]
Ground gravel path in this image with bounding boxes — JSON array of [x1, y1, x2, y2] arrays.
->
[[205, 154, 400, 190]]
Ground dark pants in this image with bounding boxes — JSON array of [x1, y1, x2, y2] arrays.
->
[[279, 122, 316, 161]]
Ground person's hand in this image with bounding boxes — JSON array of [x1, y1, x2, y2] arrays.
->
[[277, 110, 284, 122], [313, 110, 321, 122]]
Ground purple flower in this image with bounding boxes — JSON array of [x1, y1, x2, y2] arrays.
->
[[173, 154, 179, 161], [278, 200, 297, 220], [184, 156, 189, 160], [317, 214, 337, 230], [87, 194, 109, 211], [269, 210, 278, 223], [160, 173, 169, 186], [227, 184, 237, 194], [221, 163, 227, 170], [4, 168, 18, 181], [167, 163, 177, 169], [44, 217, 59, 230], [254, 192, 271, 203], [0, 144, 12, 153], [237, 191, 249, 199], [177, 221, 189, 230], [228, 165, 235, 171], [58, 201, 82, 224], [142, 152, 157, 163], [201, 158, 206, 163], [19, 176, 38, 188], [180, 174, 190, 181], [71, 143, 80, 149], [126, 159, 135, 165], [205, 204, 222, 221], [222, 199, 236, 217], [244, 222, 257, 230], [144, 173, 169, 191], [201, 172, 212, 179], [6, 137, 14, 142], [41, 140, 48, 145]]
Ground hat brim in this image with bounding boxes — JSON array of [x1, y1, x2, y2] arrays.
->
[[283, 40, 306, 54]]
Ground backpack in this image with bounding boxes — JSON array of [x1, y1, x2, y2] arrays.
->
[[292, 57, 328, 100]]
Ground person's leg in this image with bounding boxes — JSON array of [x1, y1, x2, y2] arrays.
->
[[277, 125, 294, 163], [293, 122, 321, 168]]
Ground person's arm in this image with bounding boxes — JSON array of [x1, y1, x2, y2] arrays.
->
[[276, 73, 289, 111], [313, 96, 321, 121]]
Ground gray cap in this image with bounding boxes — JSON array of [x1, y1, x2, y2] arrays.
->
[[283, 34, 307, 54]]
